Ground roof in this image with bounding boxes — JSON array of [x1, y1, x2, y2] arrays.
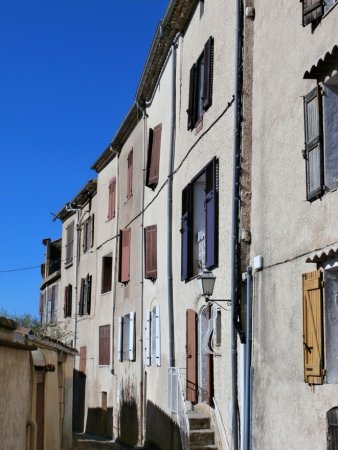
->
[[306, 244, 338, 263], [91, 0, 199, 173], [304, 44, 338, 80], [91, 104, 141, 173], [136, 0, 199, 103], [54, 179, 97, 222]]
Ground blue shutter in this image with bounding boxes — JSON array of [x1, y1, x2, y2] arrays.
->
[[181, 184, 192, 281], [205, 158, 218, 269]]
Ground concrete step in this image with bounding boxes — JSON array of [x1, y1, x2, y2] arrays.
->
[[189, 429, 215, 446], [190, 446, 218, 450], [187, 411, 211, 430], [72, 434, 116, 449]]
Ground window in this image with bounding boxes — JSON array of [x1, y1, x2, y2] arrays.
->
[[187, 37, 214, 130], [327, 407, 338, 449], [101, 255, 112, 294], [302, 267, 338, 385], [301, 0, 337, 27], [144, 225, 157, 280], [65, 221, 74, 266], [118, 312, 136, 362], [64, 284, 72, 318], [83, 214, 94, 253], [119, 228, 131, 283], [99, 325, 110, 365], [145, 306, 161, 366], [127, 149, 133, 200], [181, 158, 218, 281], [108, 177, 116, 220], [47, 285, 58, 323], [146, 124, 162, 189], [303, 72, 338, 201], [79, 274, 92, 315]]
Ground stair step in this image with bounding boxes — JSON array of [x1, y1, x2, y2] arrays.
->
[[190, 446, 218, 450], [187, 411, 211, 430], [189, 429, 215, 446]]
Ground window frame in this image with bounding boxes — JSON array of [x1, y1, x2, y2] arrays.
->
[[101, 255, 113, 294], [146, 124, 162, 189], [119, 228, 131, 284], [99, 325, 110, 366], [127, 149, 133, 201], [83, 214, 94, 253], [144, 225, 157, 280], [118, 312, 136, 362], [79, 274, 92, 316], [65, 221, 75, 267], [108, 177, 116, 220], [64, 284, 72, 318]]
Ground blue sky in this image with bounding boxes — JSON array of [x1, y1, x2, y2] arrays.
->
[[0, 0, 168, 317]]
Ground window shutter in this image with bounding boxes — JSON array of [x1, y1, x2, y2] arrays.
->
[[155, 305, 161, 367], [302, 0, 323, 27], [203, 36, 214, 111], [147, 124, 162, 188], [205, 158, 218, 269], [145, 309, 151, 366], [79, 346, 87, 374], [186, 309, 198, 403], [85, 274, 92, 315], [65, 221, 74, 265], [302, 270, 324, 385], [90, 214, 94, 248], [79, 278, 85, 316], [144, 225, 157, 280], [119, 228, 131, 283], [127, 150, 133, 200], [187, 64, 198, 130], [129, 311, 136, 361], [118, 317, 123, 362], [181, 184, 193, 281], [108, 178, 116, 220], [64, 286, 68, 318], [304, 86, 324, 201], [99, 325, 110, 365]]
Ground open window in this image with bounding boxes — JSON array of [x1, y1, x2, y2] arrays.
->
[[118, 312, 136, 362]]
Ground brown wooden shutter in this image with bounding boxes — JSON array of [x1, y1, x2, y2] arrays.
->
[[79, 346, 87, 374], [302, 0, 323, 27], [90, 214, 94, 248], [187, 64, 198, 130], [119, 228, 131, 283], [302, 270, 324, 385], [186, 309, 198, 403], [65, 221, 74, 265], [99, 325, 110, 365], [203, 36, 214, 111], [146, 124, 162, 188], [108, 178, 116, 220], [79, 278, 85, 316], [144, 225, 157, 280], [127, 150, 133, 200]]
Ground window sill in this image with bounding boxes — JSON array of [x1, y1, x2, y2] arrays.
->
[[64, 261, 73, 269], [98, 364, 110, 368], [101, 290, 112, 296]]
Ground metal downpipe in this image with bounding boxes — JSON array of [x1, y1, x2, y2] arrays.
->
[[244, 266, 252, 450]]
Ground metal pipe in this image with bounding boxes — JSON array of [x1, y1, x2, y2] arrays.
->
[[167, 40, 177, 368], [230, 0, 243, 448], [244, 266, 252, 450], [27, 418, 37, 450], [74, 209, 80, 349]]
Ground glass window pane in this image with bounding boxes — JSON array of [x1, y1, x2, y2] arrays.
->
[[308, 144, 321, 194], [306, 96, 319, 144]]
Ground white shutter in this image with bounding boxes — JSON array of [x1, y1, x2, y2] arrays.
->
[[155, 305, 161, 366], [118, 317, 123, 362], [129, 311, 135, 361], [145, 309, 151, 366]]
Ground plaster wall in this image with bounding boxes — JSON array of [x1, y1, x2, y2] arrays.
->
[[250, 1, 338, 448], [0, 347, 32, 450], [172, 0, 236, 438]]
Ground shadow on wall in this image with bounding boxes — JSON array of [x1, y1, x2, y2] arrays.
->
[[86, 407, 113, 438], [119, 381, 139, 446], [144, 401, 182, 450], [73, 369, 86, 432]]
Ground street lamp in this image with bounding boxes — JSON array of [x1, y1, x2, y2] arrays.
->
[[198, 270, 231, 306]]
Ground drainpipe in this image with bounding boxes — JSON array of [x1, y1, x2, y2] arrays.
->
[[27, 418, 37, 450], [243, 266, 252, 450], [167, 40, 177, 368], [230, 0, 243, 449]]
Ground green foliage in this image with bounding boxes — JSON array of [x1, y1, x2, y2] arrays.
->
[[0, 308, 41, 331]]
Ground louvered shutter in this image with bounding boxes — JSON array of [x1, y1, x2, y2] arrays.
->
[[99, 325, 110, 365], [187, 64, 198, 130], [155, 305, 161, 366], [85, 274, 92, 315], [79, 346, 87, 374], [79, 278, 85, 316], [64, 286, 68, 318], [302, 0, 323, 27], [127, 150, 133, 200], [144, 225, 157, 280], [68, 284, 73, 317], [205, 158, 218, 269], [186, 309, 198, 403], [129, 312, 136, 361], [302, 270, 324, 385], [108, 178, 116, 220], [181, 185, 192, 281], [203, 37, 214, 111], [304, 86, 323, 201], [118, 317, 123, 362], [147, 124, 162, 188], [90, 215, 94, 248], [66, 221, 74, 265], [145, 310, 151, 366], [119, 228, 131, 283]]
